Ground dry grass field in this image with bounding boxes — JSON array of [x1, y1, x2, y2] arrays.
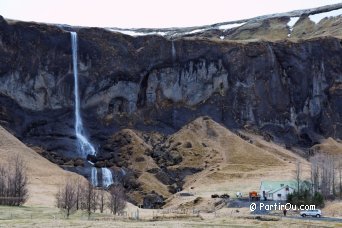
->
[[0, 205, 341, 228]]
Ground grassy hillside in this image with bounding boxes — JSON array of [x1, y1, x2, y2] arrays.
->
[[0, 126, 84, 207], [163, 117, 311, 209]]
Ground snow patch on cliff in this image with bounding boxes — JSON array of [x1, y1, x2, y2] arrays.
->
[[218, 23, 245, 30], [188, 28, 207, 34], [309, 8, 342, 24], [288, 17, 299, 30], [287, 17, 299, 37], [107, 28, 167, 37]]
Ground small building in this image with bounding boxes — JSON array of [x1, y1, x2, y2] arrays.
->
[[260, 180, 298, 201]]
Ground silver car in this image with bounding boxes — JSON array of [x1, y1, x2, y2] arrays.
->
[[300, 209, 322, 218]]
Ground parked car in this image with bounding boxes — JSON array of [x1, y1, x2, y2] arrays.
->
[[300, 209, 322, 218]]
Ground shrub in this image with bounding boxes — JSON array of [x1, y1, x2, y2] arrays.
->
[[0, 154, 28, 206], [287, 190, 324, 208]]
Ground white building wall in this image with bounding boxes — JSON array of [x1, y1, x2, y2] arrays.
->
[[271, 187, 294, 201], [260, 186, 295, 201]]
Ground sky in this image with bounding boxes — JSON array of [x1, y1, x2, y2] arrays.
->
[[0, 0, 341, 28]]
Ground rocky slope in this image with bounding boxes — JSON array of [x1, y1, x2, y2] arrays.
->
[[81, 116, 312, 207], [0, 4, 341, 207]]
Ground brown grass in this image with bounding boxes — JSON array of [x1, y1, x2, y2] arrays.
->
[[110, 129, 167, 204], [169, 117, 284, 171], [138, 172, 171, 198], [0, 126, 84, 207], [311, 138, 342, 156], [2, 204, 341, 228], [324, 200, 342, 218], [164, 117, 311, 210]]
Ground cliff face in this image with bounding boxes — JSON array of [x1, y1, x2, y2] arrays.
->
[[0, 14, 341, 159]]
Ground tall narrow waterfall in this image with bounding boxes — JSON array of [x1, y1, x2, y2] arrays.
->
[[70, 32, 96, 157], [91, 167, 98, 186], [102, 168, 114, 187], [171, 40, 176, 61], [71, 32, 98, 187]]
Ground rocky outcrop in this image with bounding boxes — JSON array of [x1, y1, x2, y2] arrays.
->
[[143, 191, 165, 209], [144, 60, 228, 107]]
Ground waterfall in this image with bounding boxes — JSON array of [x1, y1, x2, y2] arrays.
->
[[102, 168, 114, 187], [121, 168, 126, 176], [70, 32, 96, 157], [91, 167, 98, 187], [171, 40, 176, 61]]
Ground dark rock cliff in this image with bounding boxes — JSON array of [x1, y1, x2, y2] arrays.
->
[[1, 9, 342, 205], [0, 16, 341, 159]]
